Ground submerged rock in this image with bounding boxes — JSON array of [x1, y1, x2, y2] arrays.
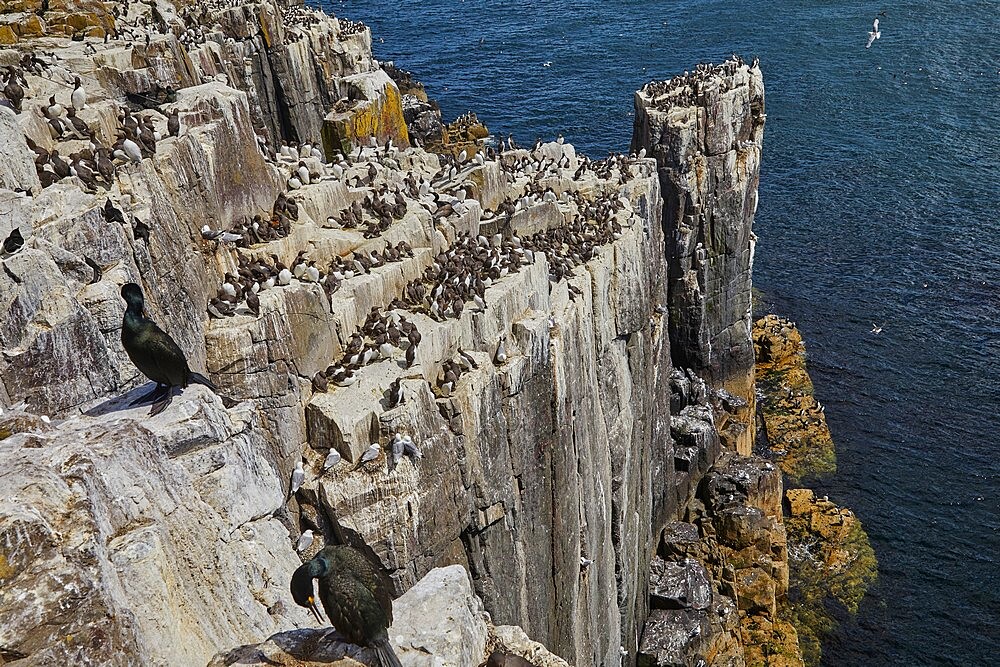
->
[[782, 489, 877, 666]]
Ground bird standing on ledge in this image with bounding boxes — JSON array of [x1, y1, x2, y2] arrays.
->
[[291, 545, 402, 667], [120, 282, 221, 416]]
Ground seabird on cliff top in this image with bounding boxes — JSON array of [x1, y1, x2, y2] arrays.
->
[[359, 443, 381, 465], [2, 228, 24, 255], [323, 449, 341, 470], [401, 435, 422, 460], [295, 529, 314, 552], [290, 460, 305, 495], [390, 433, 404, 469], [167, 109, 180, 137], [119, 283, 223, 416], [71, 76, 86, 110], [290, 545, 402, 667]]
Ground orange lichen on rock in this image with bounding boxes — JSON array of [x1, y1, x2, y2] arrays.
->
[[753, 314, 835, 481], [782, 488, 878, 666], [322, 71, 410, 156]]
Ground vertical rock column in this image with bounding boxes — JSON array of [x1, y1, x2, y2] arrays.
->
[[632, 59, 765, 455]]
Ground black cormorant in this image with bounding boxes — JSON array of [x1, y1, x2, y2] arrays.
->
[[290, 545, 401, 667], [120, 282, 218, 415]]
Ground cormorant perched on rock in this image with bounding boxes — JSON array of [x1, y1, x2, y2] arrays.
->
[[291, 545, 402, 667], [3, 228, 24, 254], [120, 282, 219, 416]]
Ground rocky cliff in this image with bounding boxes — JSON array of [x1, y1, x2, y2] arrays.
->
[[0, 2, 823, 666]]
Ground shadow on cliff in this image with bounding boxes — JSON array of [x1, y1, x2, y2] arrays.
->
[[214, 628, 378, 666], [81, 382, 177, 418]]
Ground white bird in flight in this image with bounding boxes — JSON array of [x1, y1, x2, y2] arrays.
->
[[866, 18, 881, 48], [871, 322, 884, 334]]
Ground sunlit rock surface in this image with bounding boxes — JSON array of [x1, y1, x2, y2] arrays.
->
[[0, 1, 813, 665]]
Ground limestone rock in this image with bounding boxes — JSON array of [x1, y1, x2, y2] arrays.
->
[[323, 69, 410, 156], [632, 60, 766, 456], [391, 565, 489, 666], [488, 625, 572, 667], [638, 595, 742, 667], [0, 389, 306, 666], [649, 557, 712, 611], [0, 107, 38, 193]]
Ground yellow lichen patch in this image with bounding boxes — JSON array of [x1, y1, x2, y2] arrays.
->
[[323, 80, 410, 156], [0, 25, 17, 44], [44, 0, 115, 36], [258, 7, 274, 48], [754, 314, 835, 482], [740, 616, 805, 667], [19, 13, 47, 37], [0, 553, 14, 580], [783, 489, 878, 666]]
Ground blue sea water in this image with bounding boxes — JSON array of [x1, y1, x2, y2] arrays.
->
[[318, 1, 1000, 664]]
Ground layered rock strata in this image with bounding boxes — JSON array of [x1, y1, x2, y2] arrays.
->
[[632, 61, 765, 457], [0, 2, 829, 667]]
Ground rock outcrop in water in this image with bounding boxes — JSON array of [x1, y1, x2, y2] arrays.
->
[[752, 315, 877, 666], [753, 314, 835, 482], [632, 60, 765, 459], [0, 1, 850, 666]]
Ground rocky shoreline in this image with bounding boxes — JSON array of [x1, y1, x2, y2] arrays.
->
[[0, 1, 870, 666], [752, 315, 877, 665]]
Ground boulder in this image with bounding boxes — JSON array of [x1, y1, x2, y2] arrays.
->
[[0, 107, 40, 193]]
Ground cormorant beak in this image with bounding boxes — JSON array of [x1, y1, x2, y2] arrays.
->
[[306, 595, 323, 623]]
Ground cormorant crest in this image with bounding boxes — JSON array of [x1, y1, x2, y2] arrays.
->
[[290, 558, 326, 623], [121, 282, 145, 313]]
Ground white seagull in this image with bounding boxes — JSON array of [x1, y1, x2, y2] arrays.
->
[[323, 449, 341, 470], [866, 18, 881, 48], [359, 443, 381, 464], [290, 460, 305, 494], [295, 529, 314, 552]]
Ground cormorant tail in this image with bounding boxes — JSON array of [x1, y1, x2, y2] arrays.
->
[[188, 372, 217, 391], [372, 639, 403, 667], [189, 372, 239, 408]]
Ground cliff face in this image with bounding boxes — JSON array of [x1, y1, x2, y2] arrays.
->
[[632, 63, 765, 457], [0, 3, 789, 667]]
